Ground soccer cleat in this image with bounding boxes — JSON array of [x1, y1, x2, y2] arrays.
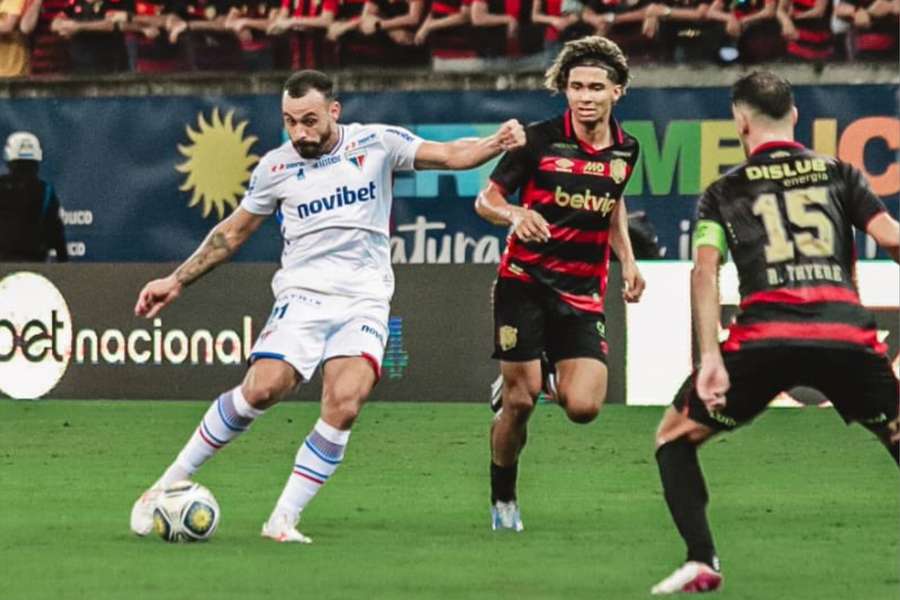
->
[[261, 511, 313, 544], [489, 355, 557, 414], [491, 500, 524, 532], [130, 487, 163, 536], [651, 561, 723, 595]]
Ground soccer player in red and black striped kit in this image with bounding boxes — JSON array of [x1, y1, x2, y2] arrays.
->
[[475, 36, 647, 532], [650, 71, 900, 595]]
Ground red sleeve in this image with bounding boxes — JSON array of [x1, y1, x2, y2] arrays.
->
[[321, 0, 338, 12]]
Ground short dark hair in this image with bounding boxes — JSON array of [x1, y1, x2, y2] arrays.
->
[[731, 71, 793, 120], [544, 36, 630, 93], [283, 70, 335, 101]]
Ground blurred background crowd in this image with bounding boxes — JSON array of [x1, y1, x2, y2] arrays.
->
[[0, 0, 896, 77]]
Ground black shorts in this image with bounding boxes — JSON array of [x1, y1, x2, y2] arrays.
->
[[673, 346, 899, 431], [491, 277, 608, 364]]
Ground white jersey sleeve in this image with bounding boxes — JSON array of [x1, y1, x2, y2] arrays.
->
[[377, 125, 424, 172], [240, 157, 279, 215]]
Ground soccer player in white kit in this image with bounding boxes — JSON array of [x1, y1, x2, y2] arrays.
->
[[129, 70, 526, 543]]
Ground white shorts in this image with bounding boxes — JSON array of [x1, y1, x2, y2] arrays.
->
[[249, 288, 389, 382]]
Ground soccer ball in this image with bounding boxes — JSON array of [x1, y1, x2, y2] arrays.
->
[[152, 481, 220, 543]]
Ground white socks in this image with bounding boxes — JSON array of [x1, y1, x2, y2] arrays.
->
[[157, 386, 263, 489], [269, 418, 351, 522]]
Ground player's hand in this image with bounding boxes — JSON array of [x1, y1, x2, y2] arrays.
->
[[495, 119, 526, 151], [642, 15, 659, 37], [360, 15, 378, 35], [852, 7, 872, 27], [621, 261, 645, 302], [510, 207, 551, 243], [696, 354, 729, 412], [780, 19, 798, 40], [725, 15, 741, 37], [866, 0, 891, 17], [135, 275, 183, 319]]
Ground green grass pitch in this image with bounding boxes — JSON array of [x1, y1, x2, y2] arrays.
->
[[1, 400, 897, 600]]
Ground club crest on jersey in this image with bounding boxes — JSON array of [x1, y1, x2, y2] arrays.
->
[[609, 159, 628, 184], [346, 150, 368, 171]]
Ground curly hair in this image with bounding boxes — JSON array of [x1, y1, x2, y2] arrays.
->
[[544, 36, 631, 94]]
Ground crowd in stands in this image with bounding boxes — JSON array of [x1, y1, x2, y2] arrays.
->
[[0, 0, 896, 76]]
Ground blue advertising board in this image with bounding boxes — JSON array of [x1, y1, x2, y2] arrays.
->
[[1, 85, 896, 262]]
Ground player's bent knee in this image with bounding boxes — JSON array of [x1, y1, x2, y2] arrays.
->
[[324, 384, 372, 429], [242, 381, 291, 409], [565, 402, 600, 424]]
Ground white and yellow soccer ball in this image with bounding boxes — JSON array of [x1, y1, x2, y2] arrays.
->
[[152, 481, 220, 543]]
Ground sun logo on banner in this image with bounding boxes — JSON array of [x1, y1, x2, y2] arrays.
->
[[176, 108, 259, 219]]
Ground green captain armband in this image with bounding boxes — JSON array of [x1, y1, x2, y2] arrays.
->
[[692, 219, 727, 257]]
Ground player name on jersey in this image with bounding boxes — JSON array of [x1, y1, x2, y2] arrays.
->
[[767, 263, 845, 286]]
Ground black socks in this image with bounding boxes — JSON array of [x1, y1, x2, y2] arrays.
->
[[656, 437, 719, 569]]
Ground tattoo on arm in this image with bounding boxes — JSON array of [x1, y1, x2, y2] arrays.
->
[[174, 231, 233, 286]]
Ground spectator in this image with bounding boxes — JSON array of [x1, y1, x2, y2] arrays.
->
[[642, 0, 720, 62], [325, 0, 366, 44], [777, 0, 833, 60], [468, 0, 518, 57], [356, 0, 426, 63], [0, 132, 68, 263], [835, 0, 898, 59], [266, 0, 337, 68], [163, 0, 243, 70], [51, 0, 157, 74], [129, 0, 187, 72], [413, 0, 470, 52], [1, 0, 43, 77], [225, 0, 283, 69], [581, 0, 658, 60], [706, 0, 783, 62], [530, 0, 580, 52]]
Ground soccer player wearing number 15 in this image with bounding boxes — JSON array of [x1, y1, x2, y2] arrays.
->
[[650, 71, 899, 594], [129, 70, 526, 543]]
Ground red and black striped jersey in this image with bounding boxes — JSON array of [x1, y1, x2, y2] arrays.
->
[[491, 111, 640, 314], [695, 141, 888, 354]]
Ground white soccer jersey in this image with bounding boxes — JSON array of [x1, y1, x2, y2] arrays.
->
[[241, 123, 424, 300]]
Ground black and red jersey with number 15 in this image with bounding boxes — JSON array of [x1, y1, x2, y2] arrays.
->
[[490, 111, 640, 315], [693, 140, 889, 354]]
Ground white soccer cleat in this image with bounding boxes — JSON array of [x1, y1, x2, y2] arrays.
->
[[261, 511, 313, 544], [130, 487, 163, 536], [651, 561, 723, 595], [491, 500, 524, 532]]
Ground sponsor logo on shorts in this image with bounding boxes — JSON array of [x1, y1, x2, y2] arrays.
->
[[596, 321, 606, 337], [707, 410, 737, 428], [499, 325, 518, 351], [361, 324, 385, 345]]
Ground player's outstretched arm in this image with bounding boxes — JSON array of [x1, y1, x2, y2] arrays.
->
[[134, 207, 267, 318], [866, 212, 900, 264], [609, 198, 645, 303], [691, 245, 729, 410], [413, 119, 525, 171]]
